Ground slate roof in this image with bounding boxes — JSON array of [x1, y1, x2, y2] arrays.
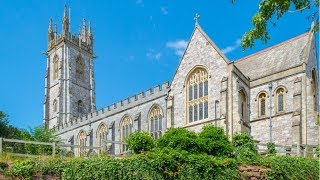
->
[[234, 32, 310, 80]]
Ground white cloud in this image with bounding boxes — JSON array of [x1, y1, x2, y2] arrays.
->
[[160, 7, 168, 15], [146, 49, 161, 60], [221, 39, 241, 54], [136, 0, 144, 7], [166, 40, 188, 56]]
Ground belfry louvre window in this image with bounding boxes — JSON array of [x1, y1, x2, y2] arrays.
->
[[187, 67, 209, 123], [76, 56, 84, 80], [120, 115, 132, 153], [53, 55, 59, 80], [149, 105, 163, 139]]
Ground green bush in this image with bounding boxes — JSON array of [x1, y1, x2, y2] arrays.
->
[[267, 142, 276, 155], [198, 125, 233, 157], [127, 131, 154, 153], [156, 128, 201, 153], [259, 156, 319, 180], [232, 132, 258, 163], [8, 159, 35, 179], [0, 162, 8, 171]]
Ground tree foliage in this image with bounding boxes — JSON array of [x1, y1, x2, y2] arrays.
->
[[127, 131, 155, 153], [232, 0, 319, 49]]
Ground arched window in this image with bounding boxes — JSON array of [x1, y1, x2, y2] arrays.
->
[[77, 100, 84, 114], [187, 67, 209, 123], [77, 130, 86, 156], [311, 69, 317, 111], [76, 56, 84, 80], [120, 115, 132, 152], [53, 99, 57, 112], [148, 105, 163, 139], [258, 93, 267, 117], [239, 89, 247, 122], [97, 123, 107, 153], [275, 88, 285, 113], [53, 55, 59, 80]]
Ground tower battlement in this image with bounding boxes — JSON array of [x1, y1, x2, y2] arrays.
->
[[47, 5, 93, 54]]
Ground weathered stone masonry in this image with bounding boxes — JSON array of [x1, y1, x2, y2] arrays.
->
[[43, 7, 319, 155]]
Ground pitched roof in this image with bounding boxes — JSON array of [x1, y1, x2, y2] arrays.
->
[[234, 32, 310, 80]]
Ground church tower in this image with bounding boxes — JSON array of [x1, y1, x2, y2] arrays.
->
[[44, 5, 96, 129]]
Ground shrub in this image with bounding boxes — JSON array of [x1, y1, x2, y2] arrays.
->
[[156, 128, 201, 153], [198, 125, 233, 157], [259, 156, 319, 180], [7, 159, 35, 179], [127, 131, 155, 153], [267, 142, 276, 155], [0, 161, 8, 172], [232, 132, 258, 163]]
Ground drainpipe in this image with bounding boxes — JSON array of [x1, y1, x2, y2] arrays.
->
[[268, 83, 273, 143]]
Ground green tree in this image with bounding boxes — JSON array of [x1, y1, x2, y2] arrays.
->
[[232, 0, 319, 49], [127, 131, 154, 153]]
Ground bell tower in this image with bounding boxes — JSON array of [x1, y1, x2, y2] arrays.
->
[[44, 5, 96, 130]]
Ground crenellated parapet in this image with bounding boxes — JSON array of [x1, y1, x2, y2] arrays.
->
[[56, 81, 170, 134]]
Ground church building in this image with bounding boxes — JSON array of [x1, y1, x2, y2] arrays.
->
[[43, 7, 319, 156]]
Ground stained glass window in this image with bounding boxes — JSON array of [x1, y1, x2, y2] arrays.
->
[[199, 82, 203, 98], [194, 104, 198, 121], [261, 99, 266, 116], [204, 101, 208, 119]]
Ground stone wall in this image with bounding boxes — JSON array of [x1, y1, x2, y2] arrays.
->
[[56, 82, 169, 155], [169, 26, 229, 133]]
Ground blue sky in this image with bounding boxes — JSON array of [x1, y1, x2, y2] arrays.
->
[[0, 0, 318, 129]]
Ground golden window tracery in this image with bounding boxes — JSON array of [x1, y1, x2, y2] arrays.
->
[[120, 115, 132, 152], [77, 130, 86, 156], [148, 105, 163, 139], [97, 123, 107, 153], [187, 67, 209, 123]]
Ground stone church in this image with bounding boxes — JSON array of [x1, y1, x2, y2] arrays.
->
[[43, 7, 319, 155]]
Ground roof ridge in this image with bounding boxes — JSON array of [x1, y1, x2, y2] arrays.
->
[[235, 32, 309, 63]]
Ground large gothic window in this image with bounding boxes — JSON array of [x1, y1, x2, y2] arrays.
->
[[275, 88, 285, 113], [76, 56, 84, 80], [53, 99, 57, 112], [148, 105, 163, 139], [53, 55, 59, 80], [97, 123, 107, 153], [187, 67, 209, 123], [258, 93, 267, 117], [120, 115, 132, 153], [77, 130, 86, 156], [239, 89, 247, 122]]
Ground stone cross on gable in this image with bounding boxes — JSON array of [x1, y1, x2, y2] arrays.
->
[[194, 13, 200, 24]]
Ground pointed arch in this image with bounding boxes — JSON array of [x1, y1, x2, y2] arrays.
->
[[96, 123, 107, 152], [77, 130, 87, 156], [256, 91, 268, 117], [186, 66, 209, 124], [119, 114, 132, 152], [239, 88, 248, 122], [148, 104, 163, 139], [273, 86, 287, 113]]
